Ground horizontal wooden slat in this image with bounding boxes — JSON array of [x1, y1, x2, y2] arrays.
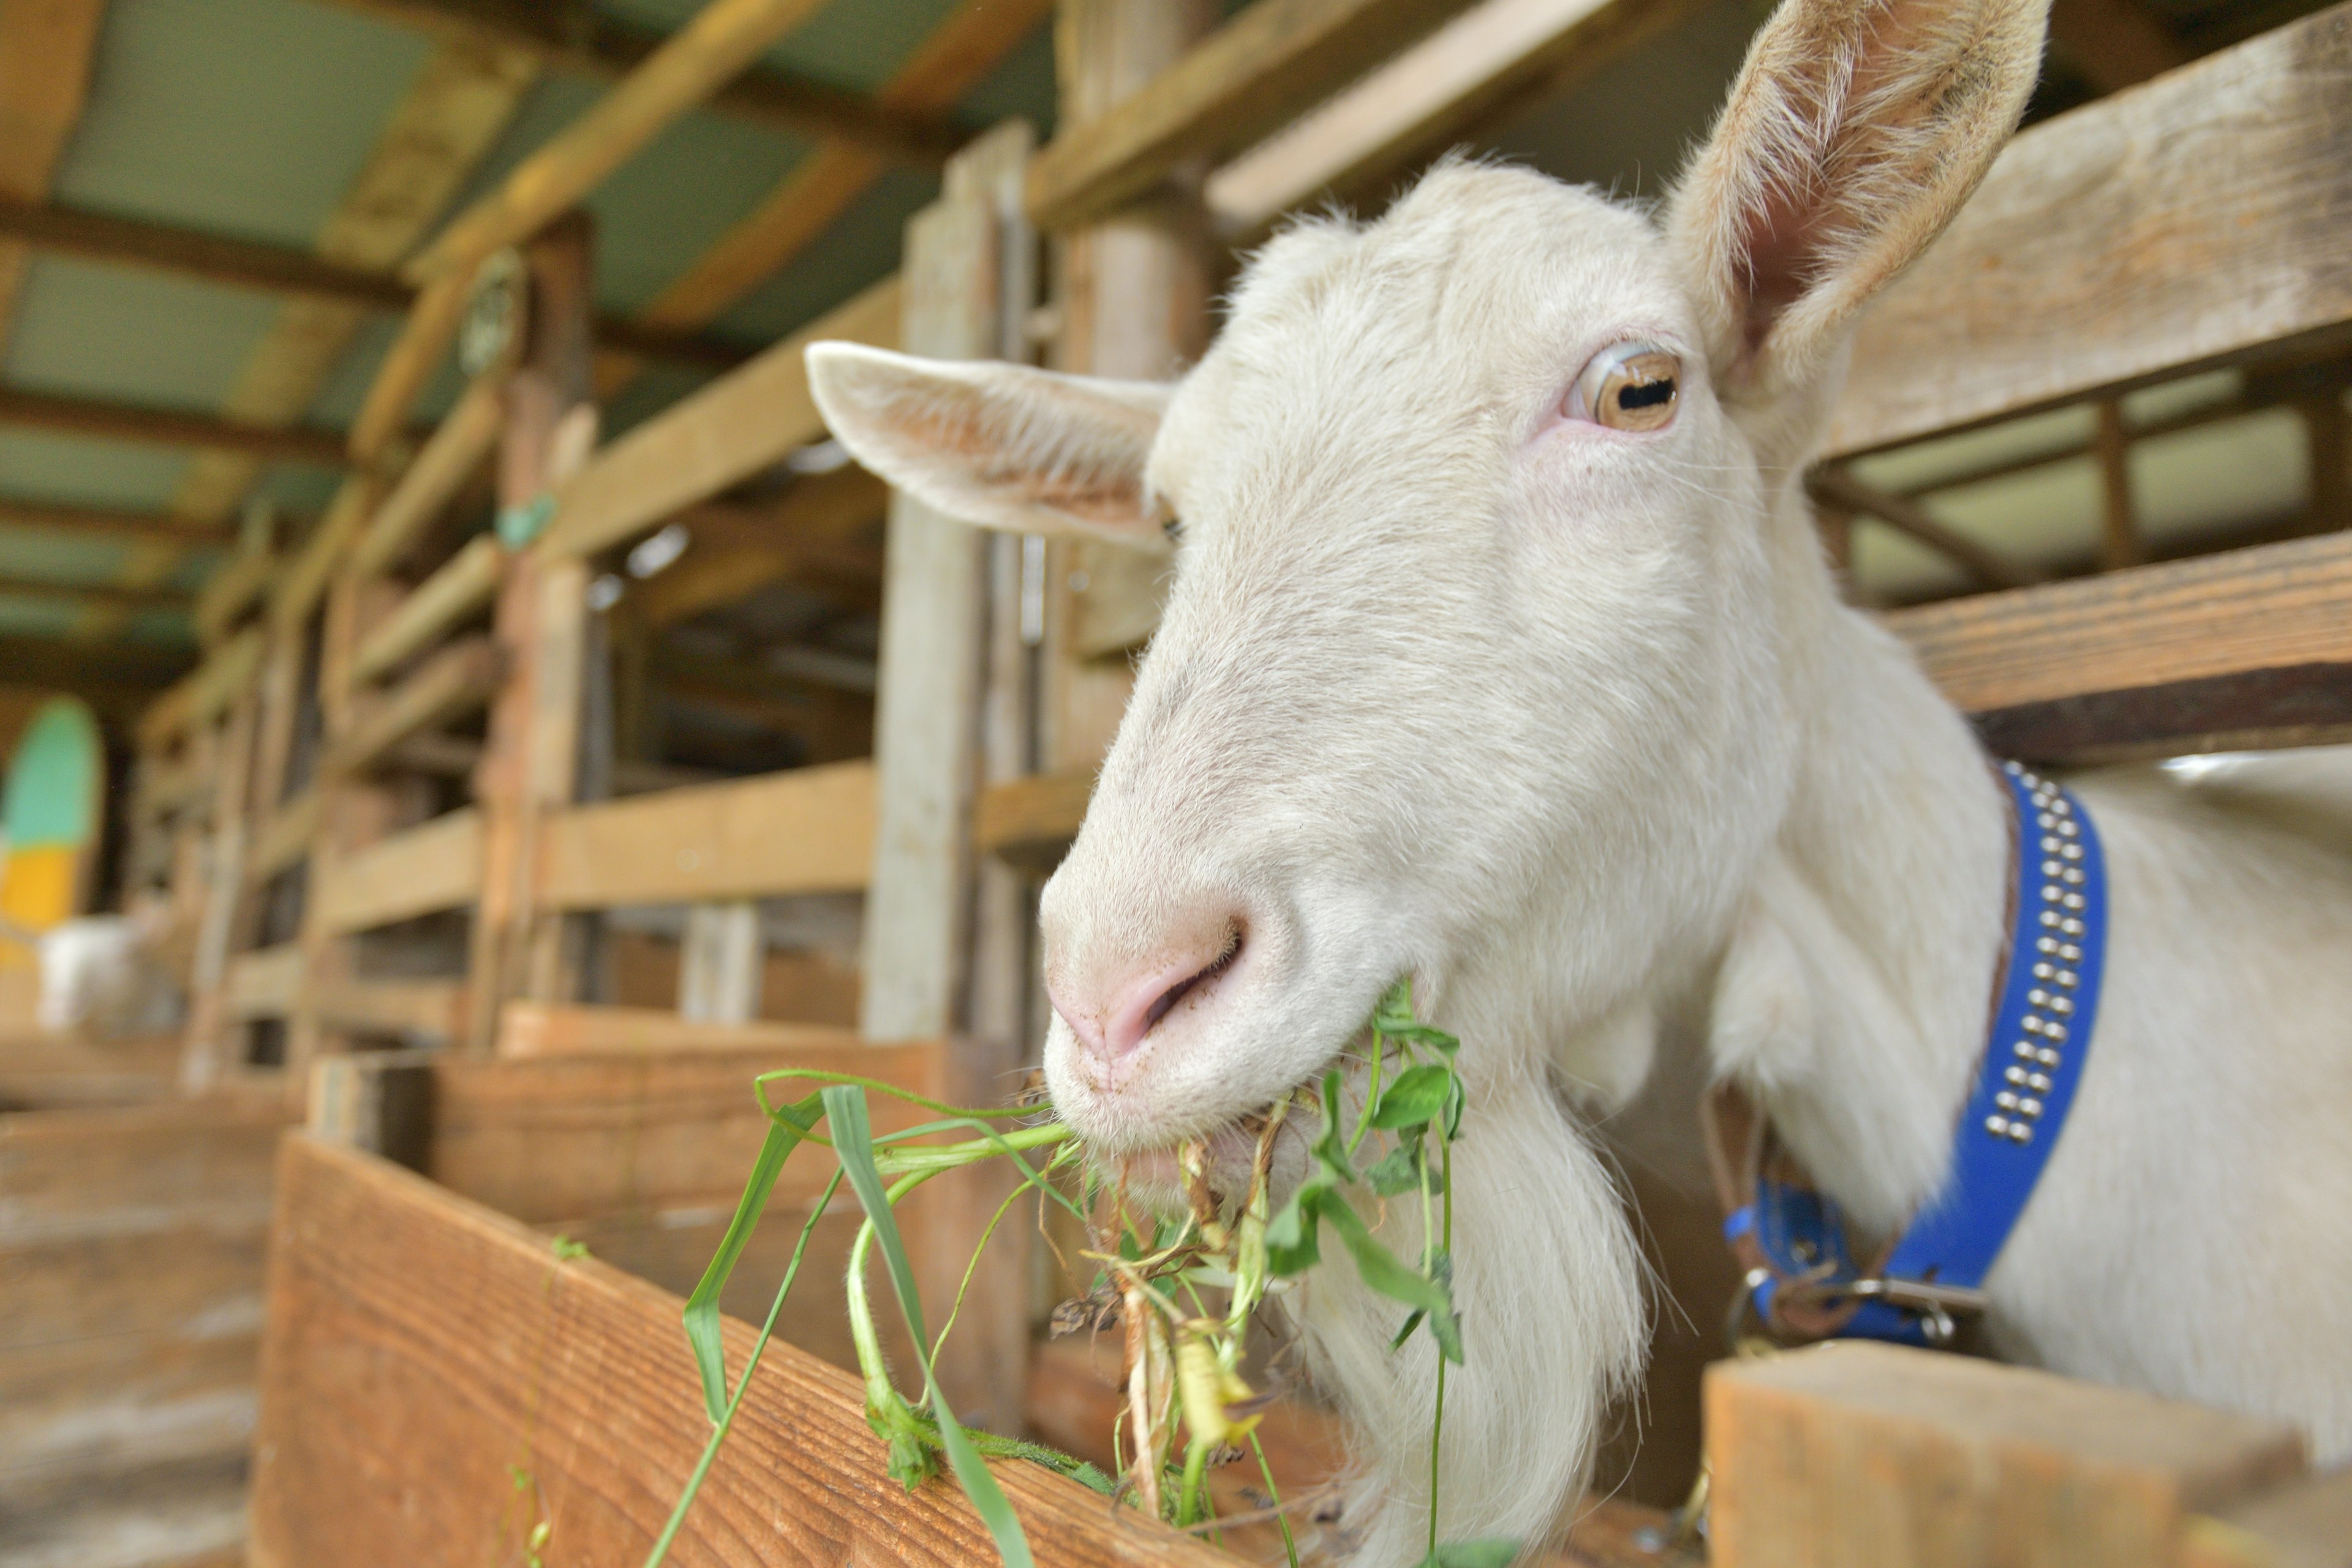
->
[[269, 476, 372, 633], [194, 548, 279, 645], [633, 466, 888, 630], [322, 635, 502, 779], [349, 533, 502, 685], [974, 767, 1094, 870], [535, 760, 875, 909], [246, 788, 320, 884], [1205, 0, 1692, 236], [224, 944, 305, 1021], [314, 809, 482, 935], [350, 372, 505, 579], [1887, 532, 2352, 760], [137, 625, 264, 750], [312, 978, 467, 1046], [496, 1001, 861, 1060], [1026, 0, 1482, 231], [1826, 4, 2352, 458], [427, 1039, 941, 1221], [252, 1135, 1224, 1567], [540, 274, 900, 562]]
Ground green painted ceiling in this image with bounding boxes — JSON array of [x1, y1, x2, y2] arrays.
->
[[0, 0, 1057, 650]]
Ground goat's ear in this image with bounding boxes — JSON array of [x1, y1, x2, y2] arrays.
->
[[805, 342, 1173, 550], [1666, 0, 2049, 404]]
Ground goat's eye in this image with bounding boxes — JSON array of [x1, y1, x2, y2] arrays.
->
[[1570, 343, 1679, 432]]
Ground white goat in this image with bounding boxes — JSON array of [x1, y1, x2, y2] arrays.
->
[[4, 909, 182, 1038], [810, 0, 2352, 1556]]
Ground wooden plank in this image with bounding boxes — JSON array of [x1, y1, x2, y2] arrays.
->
[[349, 533, 502, 685], [245, 786, 320, 884], [192, 546, 279, 645], [311, 978, 467, 1044], [0, 385, 353, 466], [862, 131, 1016, 1043], [541, 274, 901, 562], [1705, 1341, 2307, 1568], [974, 767, 1094, 868], [2185, 1466, 2352, 1568], [350, 371, 506, 579], [252, 1135, 1225, 1567], [535, 760, 876, 910], [0, 1099, 288, 1231], [320, 634, 502, 779], [0, 0, 107, 362], [314, 808, 483, 935], [1205, 0, 1692, 236], [1887, 532, 2352, 760], [267, 476, 375, 632], [0, 495, 233, 548], [224, 943, 305, 1020], [307, 0, 963, 164], [426, 1040, 939, 1223], [1825, 6, 2352, 459], [352, 0, 832, 462], [497, 1000, 859, 1059], [632, 466, 888, 630], [137, 627, 266, 750], [0, 573, 193, 617], [622, 1, 1049, 356], [1026, 0, 1482, 232]]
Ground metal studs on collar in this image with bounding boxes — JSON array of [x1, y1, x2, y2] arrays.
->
[[1994, 763, 2086, 1147]]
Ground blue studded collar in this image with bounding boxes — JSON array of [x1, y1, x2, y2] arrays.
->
[[1708, 761, 2110, 1346]]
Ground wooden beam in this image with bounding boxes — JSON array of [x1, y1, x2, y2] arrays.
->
[[0, 573, 192, 616], [2092, 399, 2143, 570], [1887, 531, 2352, 761], [254, 1136, 1226, 1566], [496, 1000, 858, 1060], [0, 195, 749, 371], [224, 943, 306, 1020], [0, 495, 233, 549], [312, 977, 468, 1045], [269, 477, 376, 633], [0, 385, 352, 465], [1706, 1342, 2305, 1568], [307, 0, 964, 166], [1808, 467, 2046, 591], [974, 767, 1095, 871], [1205, 0, 1694, 236], [535, 760, 875, 910], [314, 808, 483, 934], [541, 275, 900, 562], [321, 634, 503, 779], [138, 627, 266, 750], [2184, 1466, 2352, 1568], [631, 475, 888, 628], [351, 371, 504, 578], [2048, 0, 2190, 96], [0, 0, 107, 363], [1826, 5, 2352, 459], [349, 533, 502, 685], [1025, 0, 1482, 232], [246, 787, 322, 885], [619, 0, 1050, 354]]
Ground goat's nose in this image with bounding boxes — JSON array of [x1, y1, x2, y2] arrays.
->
[[1049, 926, 1242, 1062]]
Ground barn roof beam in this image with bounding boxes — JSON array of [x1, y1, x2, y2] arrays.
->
[[0, 496, 239, 548], [0, 196, 751, 372], [304, 0, 963, 167], [0, 386, 355, 466], [0, 575, 195, 616]]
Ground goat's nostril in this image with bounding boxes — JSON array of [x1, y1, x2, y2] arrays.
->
[[1093, 927, 1243, 1060]]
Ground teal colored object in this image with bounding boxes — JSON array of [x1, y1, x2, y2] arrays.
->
[[496, 495, 556, 549], [4, 698, 102, 848]]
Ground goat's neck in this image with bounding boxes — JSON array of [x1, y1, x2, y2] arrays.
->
[[1717, 514, 2014, 1237]]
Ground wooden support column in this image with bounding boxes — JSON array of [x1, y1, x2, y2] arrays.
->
[[2094, 399, 2142, 570], [858, 121, 1038, 1433], [2303, 391, 2348, 534], [679, 900, 763, 1023], [1042, 0, 1218, 772], [467, 214, 598, 1051], [179, 674, 262, 1088]]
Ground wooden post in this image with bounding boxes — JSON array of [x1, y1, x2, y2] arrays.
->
[[2094, 399, 2142, 570], [467, 214, 597, 1051], [1041, 0, 1219, 772], [679, 900, 763, 1023], [1706, 1341, 2309, 1568], [858, 121, 1037, 1432], [179, 674, 260, 1087], [2302, 391, 2347, 535]]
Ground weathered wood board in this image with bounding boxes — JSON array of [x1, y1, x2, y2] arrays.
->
[[251, 1134, 1231, 1567], [535, 761, 876, 910]]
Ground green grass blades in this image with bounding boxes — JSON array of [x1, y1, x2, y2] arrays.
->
[[823, 1085, 1037, 1568], [1423, 1539, 1520, 1568], [680, 1093, 823, 1422]]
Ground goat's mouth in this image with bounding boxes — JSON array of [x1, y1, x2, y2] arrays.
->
[[1094, 1058, 1349, 1213]]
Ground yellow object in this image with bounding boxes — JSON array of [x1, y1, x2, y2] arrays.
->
[[0, 845, 78, 965]]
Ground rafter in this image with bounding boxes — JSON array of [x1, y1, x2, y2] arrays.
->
[[306, 0, 962, 165], [0, 0, 108, 360], [0, 195, 750, 369], [0, 574, 194, 616], [620, 0, 1051, 358], [0, 385, 352, 465], [0, 496, 236, 548]]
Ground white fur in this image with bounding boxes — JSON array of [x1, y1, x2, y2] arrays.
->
[[809, 0, 2351, 1555], [29, 914, 182, 1038]]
